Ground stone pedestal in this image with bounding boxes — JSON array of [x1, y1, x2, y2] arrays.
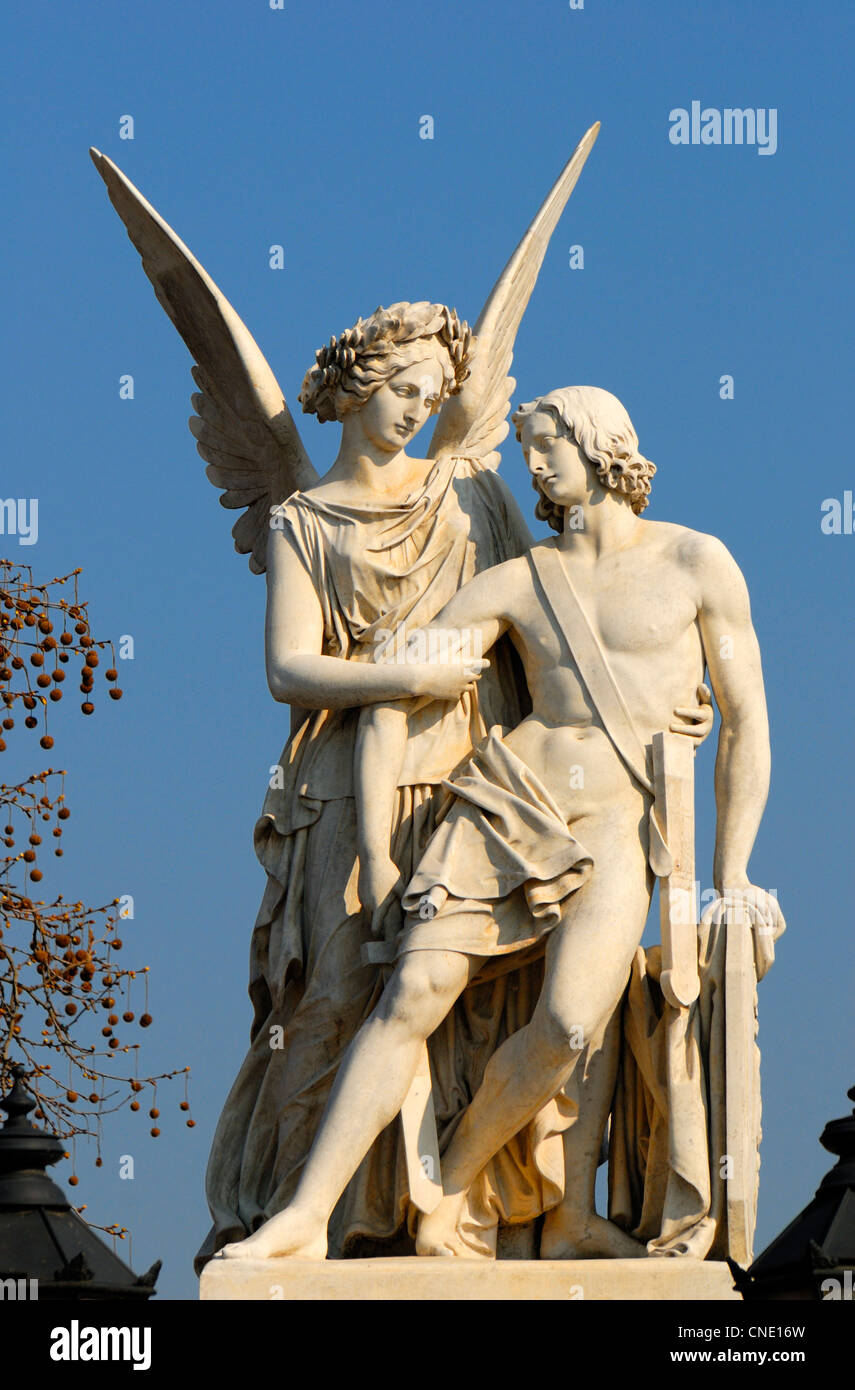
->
[[200, 1256, 741, 1301]]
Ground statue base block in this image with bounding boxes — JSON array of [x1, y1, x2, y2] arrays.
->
[[200, 1256, 741, 1301]]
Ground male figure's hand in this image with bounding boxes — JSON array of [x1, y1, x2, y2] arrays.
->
[[358, 852, 405, 940], [711, 878, 785, 938]]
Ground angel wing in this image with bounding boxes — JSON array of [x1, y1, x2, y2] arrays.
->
[[90, 149, 318, 574], [428, 121, 600, 467]]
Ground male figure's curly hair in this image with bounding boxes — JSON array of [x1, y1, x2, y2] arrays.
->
[[299, 301, 473, 423], [512, 386, 656, 529]]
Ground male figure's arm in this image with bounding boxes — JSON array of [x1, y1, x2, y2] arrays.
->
[[355, 701, 409, 936], [354, 561, 519, 934], [693, 535, 782, 924]]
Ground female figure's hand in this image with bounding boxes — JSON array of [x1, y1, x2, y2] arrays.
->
[[406, 656, 490, 702], [669, 683, 714, 745]]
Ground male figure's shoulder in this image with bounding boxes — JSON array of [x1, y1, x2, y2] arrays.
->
[[457, 548, 536, 623], [642, 519, 750, 622], [643, 519, 745, 592]]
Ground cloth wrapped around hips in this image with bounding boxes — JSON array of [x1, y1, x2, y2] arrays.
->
[[398, 727, 594, 961]]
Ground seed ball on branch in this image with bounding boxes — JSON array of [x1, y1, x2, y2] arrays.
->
[[81, 702, 94, 715], [109, 689, 123, 701], [139, 1013, 152, 1028], [106, 668, 118, 681], [40, 735, 54, 749]]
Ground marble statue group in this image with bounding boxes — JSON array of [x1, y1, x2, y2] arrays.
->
[[92, 121, 785, 1275]]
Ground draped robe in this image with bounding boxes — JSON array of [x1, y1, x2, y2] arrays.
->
[[195, 454, 550, 1266]]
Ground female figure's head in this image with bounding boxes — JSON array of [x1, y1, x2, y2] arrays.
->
[[299, 302, 473, 453], [512, 386, 656, 530]]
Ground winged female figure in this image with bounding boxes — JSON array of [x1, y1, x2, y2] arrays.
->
[[92, 124, 691, 1266]]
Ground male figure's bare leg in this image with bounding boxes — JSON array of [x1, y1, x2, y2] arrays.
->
[[417, 812, 651, 1256], [540, 1006, 646, 1258], [219, 948, 479, 1259]]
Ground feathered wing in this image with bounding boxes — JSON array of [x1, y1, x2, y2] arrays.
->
[[428, 121, 600, 468], [90, 149, 318, 573]]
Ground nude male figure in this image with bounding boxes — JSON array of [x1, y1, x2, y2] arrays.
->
[[221, 385, 781, 1260]]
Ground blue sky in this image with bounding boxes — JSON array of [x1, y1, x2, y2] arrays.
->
[[2, 0, 853, 1298]]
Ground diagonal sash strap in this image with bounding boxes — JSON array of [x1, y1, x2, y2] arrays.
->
[[528, 542, 673, 878]]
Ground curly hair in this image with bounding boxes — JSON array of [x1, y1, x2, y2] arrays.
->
[[299, 301, 474, 424], [512, 386, 656, 529]]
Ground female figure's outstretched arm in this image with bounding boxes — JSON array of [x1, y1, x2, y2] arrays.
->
[[265, 527, 487, 709]]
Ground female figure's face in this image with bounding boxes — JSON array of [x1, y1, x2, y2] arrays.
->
[[520, 409, 592, 510], [357, 353, 447, 455]]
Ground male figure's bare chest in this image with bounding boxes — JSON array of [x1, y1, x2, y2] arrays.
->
[[569, 549, 699, 659]]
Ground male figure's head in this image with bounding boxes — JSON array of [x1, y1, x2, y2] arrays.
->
[[512, 386, 655, 531]]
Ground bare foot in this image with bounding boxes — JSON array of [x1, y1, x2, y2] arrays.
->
[[416, 1192, 486, 1258], [540, 1210, 646, 1260], [218, 1207, 328, 1261]]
